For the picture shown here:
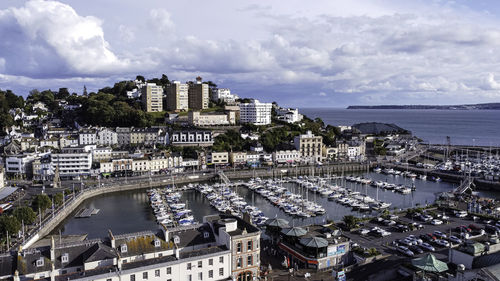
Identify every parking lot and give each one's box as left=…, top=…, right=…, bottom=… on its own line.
left=343, top=210, right=498, bottom=260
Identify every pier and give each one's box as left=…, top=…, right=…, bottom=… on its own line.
left=75, top=208, right=100, bottom=218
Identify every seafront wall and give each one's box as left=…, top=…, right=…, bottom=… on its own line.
left=23, top=163, right=369, bottom=248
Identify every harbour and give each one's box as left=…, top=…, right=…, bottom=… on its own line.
left=51, top=171, right=462, bottom=239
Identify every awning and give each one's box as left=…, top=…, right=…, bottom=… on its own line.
left=0, top=186, right=18, bottom=200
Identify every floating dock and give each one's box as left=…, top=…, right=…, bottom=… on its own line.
left=75, top=208, right=100, bottom=218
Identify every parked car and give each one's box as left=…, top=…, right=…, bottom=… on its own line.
left=449, top=235, right=462, bottom=244
left=456, top=211, right=468, bottom=218
left=455, top=225, right=471, bottom=233
left=358, top=229, right=370, bottom=236
left=433, top=231, right=447, bottom=239
left=410, top=222, right=424, bottom=229
left=407, top=235, right=423, bottom=245
left=396, top=224, right=410, bottom=232
left=485, top=224, right=500, bottom=234
left=419, top=242, right=435, bottom=252
left=399, top=238, right=416, bottom=246
left=397, top=246, right=415, bottom=257
left=431, top=219, right=443, bottom=225
left=409, top=245, right=424, bottom=254
left=435, top=239, right=450, bottom=247
left=420, top=214, right=433, bottom=222
left=469, top=224, right=482, bottom=231
left=423, top=233, right=437, bottom=241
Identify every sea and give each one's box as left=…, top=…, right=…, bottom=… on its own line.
left=300, top=108, right=500, bottom=147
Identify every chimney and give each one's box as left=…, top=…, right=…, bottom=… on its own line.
left=108, top=230, right=115, bottom=249
left=50, top=236, right=55, bottom=262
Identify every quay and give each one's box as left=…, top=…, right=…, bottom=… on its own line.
left=74, top=208, right=100, bottom=218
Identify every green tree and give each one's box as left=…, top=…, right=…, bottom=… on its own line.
left=0, top=216, right=21, bottom=235
left=136, top=75, right=145, bottom=82
left=32, top=194, right=52, bottom=213
left=13, top=207, right=37, bottom=225
left=53, top=193, right=64, bottom=206
left=342, top=215, right=359, bottom=230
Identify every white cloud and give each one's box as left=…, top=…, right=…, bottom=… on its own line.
left=0, top=0, right=130, bottom=78
left=149, top=9, right=174, bottom=33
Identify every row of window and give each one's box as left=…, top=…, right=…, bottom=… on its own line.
left=187, top=257, right=224, bottom=270
left=129, top=267, right=224, bottom=281
left=236, top=240, right=255, bottom=253
left=236, top=255, right=254, bottom=268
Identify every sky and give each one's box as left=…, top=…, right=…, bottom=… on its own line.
left=1, top=0, right=500, bottom=107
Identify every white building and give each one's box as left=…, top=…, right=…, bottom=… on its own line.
left=97, top=128, right=118, bottom=146
left=276, top=108, right=303, bottom=123
left=0, top=165, right=5, bottom=190
left=5, top=154, right=38, bottom=177
left=188, top=111, right=236, bottom=126
left=6, top=215, right=259, bottom=281
left=51, top=146, right=93, bottom=178
left=171, top=131, right=214, bottom=147
left=207, top=152, right=229, bottom=165
left=211, top=88, right=239, bottom=103
left=239, top=99, right=272, bottom=126
left=167, top=81, right=189, bottom=111
left=78, top=129, right=97, bottom=145
left=273, top=150, right=301, bottom=164
left=92, top=147, right=113, bottom=162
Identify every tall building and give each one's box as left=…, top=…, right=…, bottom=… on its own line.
left=188, top=77, right=209, bottom=110
left=294, top=130, right=323, bottom=163
left=239, top=99, right=272, bottom=126
left=211, top=88, right=239, bottom=103
left=141, top=83, right=164, bottom=112
left=166, top=81, right=189, bottom=111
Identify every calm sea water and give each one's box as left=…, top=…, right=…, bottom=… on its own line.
left=300, top=108, right=500, bottom=146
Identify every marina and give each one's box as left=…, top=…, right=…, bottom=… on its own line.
left=74, top=208, right=100, bottom=218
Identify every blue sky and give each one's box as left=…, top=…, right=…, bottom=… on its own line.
left=1, top=0, right=500, bottom=107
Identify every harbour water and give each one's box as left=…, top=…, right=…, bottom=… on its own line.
left=300, top=108, right=500, bottom=147
left=52, top=173, right=464, bottom=239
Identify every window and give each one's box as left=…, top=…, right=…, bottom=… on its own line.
left=219, top=268, right=224, bottom=276
left=61, top=253, right=69, bottom=263
left=143, top=272, right=148, bottom=279
left=247, top=255, right=253, bottom=266
left=203, top=232, right=210, bottom=238
left=237, top=242, right=242, bottom=253
left=247, top=240, right=253, bottom=251
left=155, top=270, right=160, bottom=277
left=187, top=275, right=192, bottom=281
left=187, top=263, right=192, bottom=270
left=198, top=272, right=203, bottom=280
left=36, top=258, right=44, bottom=267
left=198, top=261, right=202, bottom=268
left=209, top=258, right=213, bottom=266
left=123, top=259, right=128, bottom=263
left=121, top=244, right=128, bottom=253
left=107, top=279, right=111, bottom=281
left=219, top=256, right=224, bottom=263
left=166, top=267, right=171, bottom=274
left=130, top=274, right=135, bottom=281
left=209, top=270, right=213, bottom=278
left=237, top=257, right=242, bottom=268
left=154, top=239, right=161, bottom=247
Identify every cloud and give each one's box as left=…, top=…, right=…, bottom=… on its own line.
left=0, top=0, right=130, bottom=78
left=149, top=9, right=174, bottom=33
left=482, top=73, right=500, bottom=90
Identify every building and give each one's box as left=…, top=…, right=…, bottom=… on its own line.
left=323, top=147, right=338, bottom=161
left=224, top=105, right=240, bottom=122
left=208, top=152, right=229, bottom=165
left=4, top=153, right=38, bottom=178
left=211, top=88, right=239, bottom=103
left=272, top=223, right=350, bottom=271
left=204, top=214, right=261, bottom=281
left=141, top=83, right=164, bottom=112
left=449, top=238, right=500, bottom=270
left=92, top=147, right=113, bottom=162
left=51, top=146, right=93, bottom=178
left=97, top=128, right=118, bottom=146
left=0, top=215, right=258, bottom=281
left=188, top=111, right=236, bottom=126
left=188, top=77, right=209, bottom=110
left=239, top=100, right=272, bottom=126
left=116, top=127, right=131, bottom=146
left=294, top=131, right=323, bottom=163
left=273, top=150, right=301, bottom=164
left=130, top=128, right=163, bottom=146
left=166, top=81, right=189, bottom=111
left=78, top=128, right=97, bottom=145
left=276, top=108, right=303, bottom=123
left=0, top=165, right=4, bottom=190
left=32, top=157, right=54, bottom=181
left=171, top=131, right=214, bottom=147
left=230, top=152, right=247, bottom=166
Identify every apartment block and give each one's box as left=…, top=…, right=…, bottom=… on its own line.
left=141, top=83, right=164, bottom=112
left=166, top=81, right=189, bottom=111
left=188, top=77, right=209, bottom=110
